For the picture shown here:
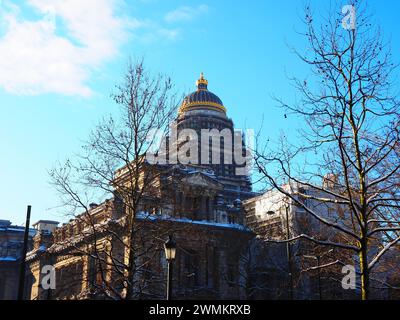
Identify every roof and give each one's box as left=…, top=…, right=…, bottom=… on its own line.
left=32, top=220, right=60, bottom=226
left=0, top=225, right=36, bottom=236
left=179, top=73, right=226, bottom=114
left=136, top=212, right=253, bottom=232
left=181, top=171, right=224, bottom=189
left=0, top=220, right=11, bottom=227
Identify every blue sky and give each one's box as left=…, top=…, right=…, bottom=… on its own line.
left=0, top=0, right=399, bottom=225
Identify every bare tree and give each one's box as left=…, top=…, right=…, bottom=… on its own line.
left=255, top=0, right=400, bottom=300
left=49, top=60, right=182, bottom=299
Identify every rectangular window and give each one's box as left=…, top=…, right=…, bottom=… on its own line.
left=184, top=251, right=200, bottom=288
left=0, top=278, right=4, bottom=300
left=227, top=264, right=236, bottom=287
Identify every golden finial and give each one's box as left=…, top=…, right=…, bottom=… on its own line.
left=196, top=72, right=208, bottom=89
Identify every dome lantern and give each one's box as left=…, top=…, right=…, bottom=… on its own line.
left=179, top=73, right=226, bottom=115
left=196, top=72, right=208, bottom=90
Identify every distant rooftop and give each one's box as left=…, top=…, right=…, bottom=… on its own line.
left=32, top=220, right=60, bottom=226
left=0, top=220, right=36, bottom=236
left=32, top=220, right=59, bottom=234
left=0, top=220, right=12, bottom=227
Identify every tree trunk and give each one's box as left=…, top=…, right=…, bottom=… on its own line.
left=359, top=245, right=369, bottom=300
left=125, top=208, right=137, bottom=300
left=125, top=233, right=136, bottom=299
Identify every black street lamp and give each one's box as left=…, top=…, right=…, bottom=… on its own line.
left=164, top=235, right=176, bottom=300
left=303, top=249, right=333, bottom=300
left=285, top=203, right=294, bottom=300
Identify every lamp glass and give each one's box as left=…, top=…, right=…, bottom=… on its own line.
left=164, top=236, right=177, bottom=261
left=165, top=246, right=176, bottom=261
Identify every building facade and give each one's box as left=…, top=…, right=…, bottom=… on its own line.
left=26, top=74, right=256, bottom=300
left=13, top=75, right=400, bottom=300
left=0, top=219, right=36, bottom=300
left=243, top=179, right=399, bottom=300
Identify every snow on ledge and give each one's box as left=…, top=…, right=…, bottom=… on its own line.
left=136, top=212, right=251, bottom=232
left=0, top=256, right=18, bottom=262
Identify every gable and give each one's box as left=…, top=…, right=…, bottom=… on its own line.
left=181, top=172, right=223, bottom=190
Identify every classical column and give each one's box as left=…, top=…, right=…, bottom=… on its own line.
left=175, top=192, right=181, bottom=218
left=81, top=255, right=89, bottom=292
left=209, top=196, right=214, bottom=221
left=200, top=196, right=207, bottom=220
left=181, top=193, right=186, bottom=218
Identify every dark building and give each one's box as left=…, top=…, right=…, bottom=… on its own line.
left=22, top=74, right=400, bottom=301
left=26, top=74, right=256, bottom=300
left=171, top=73, right=253, bottom=222
left=0, top=219, right=36, bottom=299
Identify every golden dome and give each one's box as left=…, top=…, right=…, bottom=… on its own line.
left=179, top=73, right=226, bottom=114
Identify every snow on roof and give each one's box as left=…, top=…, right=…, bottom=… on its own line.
left=0, top=220, right=11, bottom=227
left=0, top=226, right=36, bottom=237
left=33, top=220, right=60, bottom=226
left=0, top=256, right=18, bottom=262
left=136, top=212, right=251, bottom=232
left=28, top=212, right=251, bottom=259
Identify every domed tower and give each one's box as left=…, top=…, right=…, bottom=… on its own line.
left=179, top=73, right=227, bottom=116
left=176, top=73, right=252, bottom=198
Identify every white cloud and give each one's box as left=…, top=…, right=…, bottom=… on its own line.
left=158, top=28, right=180, bottom=41
left=0, top=0, right=134, bottom=97
left=165, top=4, right=208, bottom=23
left=129, top=18, right=180, bottom=44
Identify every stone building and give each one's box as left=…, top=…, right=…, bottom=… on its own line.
left=26, top=74, right=256, bottom=300
left=17, top=75, right=400, bottom=300
left=0, top=219, right=36, bottom=300
left=244, top=180, right=368, bottom=299
left=243, top=179, right=398, bottom=300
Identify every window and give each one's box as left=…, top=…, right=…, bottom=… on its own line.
left=227, top=264, right=236, bottom=287
left=0, top=278, right=4, bottom=300
left=142, top=257, right=153, bottom=281
left=206, top=198, right=210, bottom=220
left=228, top=215, right=236, bottom=224
left=184, top=251, right=200, bottom=288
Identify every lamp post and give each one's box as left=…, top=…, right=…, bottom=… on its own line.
left=285, top=204, right=294, bottom=300
left=303, top=254, right=322, bottom=300
left=18, top=205, right=31, bottom=300
left=303, top=249, right=333, bottom=300
left=164, top=235, right=176, bottom=300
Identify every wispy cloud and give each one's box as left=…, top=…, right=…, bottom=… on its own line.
left=165, top=4, right=208, bottom=23
left=0, top=0, right=136, bottom=97
left=0, top=1, right=209, bottom=97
